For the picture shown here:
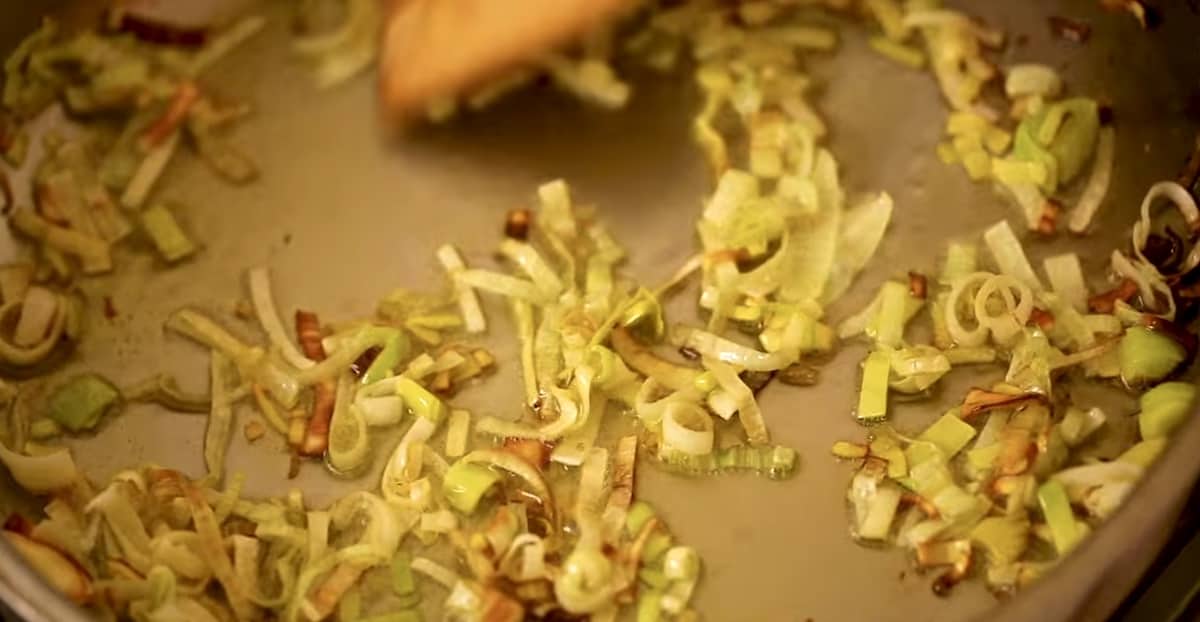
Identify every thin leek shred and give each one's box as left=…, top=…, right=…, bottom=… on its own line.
left=204, top=350, right=237, bottom=482
left=248, top=267, right=313, bottom=371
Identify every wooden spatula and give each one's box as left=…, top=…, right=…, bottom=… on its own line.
left=378, top=0, right=634, bottom=118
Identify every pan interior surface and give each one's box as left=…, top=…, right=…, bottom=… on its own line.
left=0, top=1, right=1198, bottom=621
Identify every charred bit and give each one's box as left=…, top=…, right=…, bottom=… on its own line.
left=909, top=271, right=928, bottom=300
left=504, top=208, right=532, bottom=241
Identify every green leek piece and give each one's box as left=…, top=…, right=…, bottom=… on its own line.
left=338, top=587, right=361, bottom=622
left=1037, top=480, right=1082, bottom=556
left=1012, top=119, right=1060, bottom=193
left=911, top=411, right=976, bottom=464
left=46, top=374, right=120, bottom=432
left=1138, top=382, right=1197, bottom=440
left=442, top=461, right=500, bottom=514
left=941, top=242, right=978, bottom=284
left=639, top=567, right=669, bottom=590
left=1036, top=98, right=1100, bottom=185
left=395, top=377, right=445, bottom=424
left=907, top=458, right=955, bottom=499
left=362, top=331, right=409, bottom=385
left=857, top=482, right=902, bottom=540
left=856, top=351, right=891, bottom=422
left=1119, top=327, right=1186, bottom=387
left=966, top=443, right=1002, bottom=476
left=1119, top=438, right=1168, bottom=469
left=931, top=485, right=985, bottom=523
left=140, top=203, right=196, bottom=263
left=392, top=552, right=416, bottom=596
left=719, top=445, right=798, bottom=480
left=28, top=419, right=61, bottom=440
left=643, top=532, right=674, bottom=564
left=637, top=590, right=664, bottom=622
left=626, top=501, right=657, bottom=536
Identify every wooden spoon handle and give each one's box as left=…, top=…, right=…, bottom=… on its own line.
left=379, top=0, right=634, bottom=118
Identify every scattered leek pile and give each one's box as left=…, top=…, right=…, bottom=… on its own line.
left=0, top=178, right=793, bottom=621
left=833, top=185, right=1200, bottom=594
left=0, top=14, right=265, bottom=374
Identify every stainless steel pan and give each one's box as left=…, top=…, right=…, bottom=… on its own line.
left=0, top=1, right=1197, bottom=620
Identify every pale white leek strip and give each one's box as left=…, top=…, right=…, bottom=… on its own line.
left=541, top=54, right=630, bottom=109
left=247, top=267, right=313, bottom=370
left=445, top=409, right=470, bottom=458
left=704, top=358, right=769, bottom=445
left=306, top=511, right=330, bottom=563
left=476, top=383, right=584, bottom=442
left=865, top=0, right=908, bottom=40
left=575, top=448, right=610, bottom=536
left=498, top=239, right=564, bottom=299
left=1131, top=181, right=1200, bottom=273
left=380, top=417, right=438, bottom=503
left=1110, top=250, right=1175, bottom=320
left=499, top=534, right=546, bottom=582
left=601, top=435, right=637, bottom=540
left=436, top=244, right=485, bottom=333
left=188, top=15, right=267, bottom=76
left=456, top=270, right=548, bottom=305
left=823, top=191, right=894, bottom=303
left=680, top=327, right=795, bottom=371
left=838, top=289, right=884, bottom=339
left=9, top=210, right=111, bottom=274
left=410, top=557, right=460, bottom=589
left=1043, top=254, right=1089, bottom=312
left=120, top=130, right=179, bottom=210
left=205, top=350, right=235, bottom=482
left=780, top=149, right=844, bottom=304
left=419, top=510, right=458, bottom=534
left=983, top=219, right=1043, bottom=291
left=13, top=287, right=57, bottom=348
left=655, top=254, right=704, bottom=296
left=355, top=395, right=403, bottom=426
left=1068, top=127, right=1116, bottom=234
left=511, top=299, right=539, bottom=407
left=552, top=393, right=608, bottom=467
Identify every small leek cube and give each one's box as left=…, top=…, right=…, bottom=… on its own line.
left=856, top=351, right=891, bottom=422
left=140, top=203, right=196, bottom=263
left=442, top=461, right=499, bottom=514
left=47, top=374, right=120, bottom=432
